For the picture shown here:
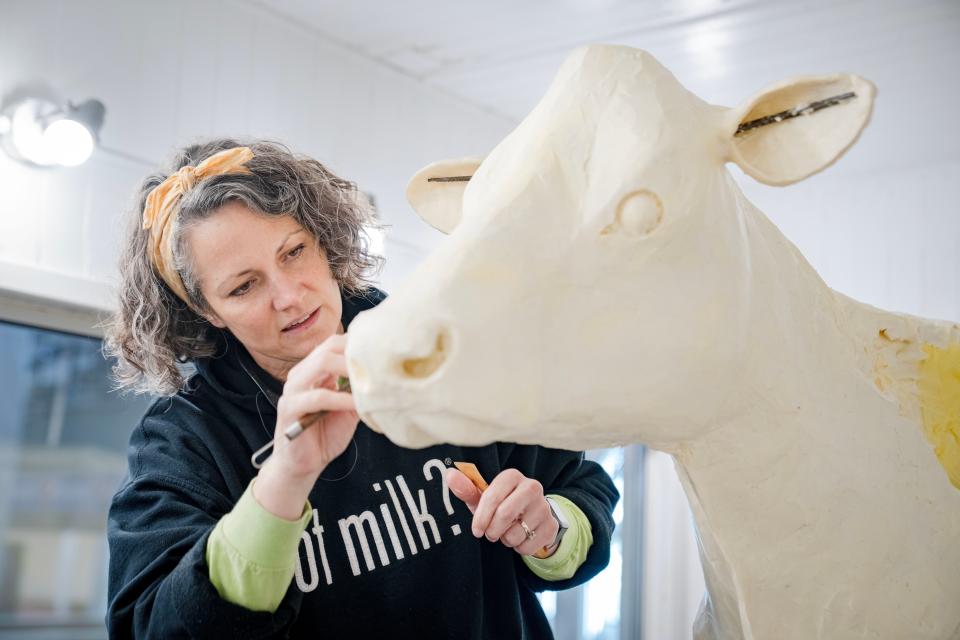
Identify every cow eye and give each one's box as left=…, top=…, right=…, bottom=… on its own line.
left=600, top=189, right=663, bottom=237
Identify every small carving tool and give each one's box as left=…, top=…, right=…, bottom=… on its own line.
left=453, top=461, right=554, bottom=559
left=734, top=91, right=856, bottom=136
left=250, top=376, right=351, bottom=469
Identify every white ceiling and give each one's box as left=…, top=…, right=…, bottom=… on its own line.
left=252, top=0, right=765, bottom=118
left=254, top=0, right=960, bottom=130
left=250, top=0, right=959, bottom=174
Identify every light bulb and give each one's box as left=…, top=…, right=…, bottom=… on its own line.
left=43, top=119, right=94, bottom=166
left=1, top=96, right=104, bottom=168
left=9, top=101, right=52, bottom=165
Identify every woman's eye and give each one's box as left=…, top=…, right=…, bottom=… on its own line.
left=231, top=281, right=253, bottom=297
left=287, top=244, right=305, bottom=259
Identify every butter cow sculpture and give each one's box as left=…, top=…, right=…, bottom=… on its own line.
left=346, top=45, right=960, bottom=639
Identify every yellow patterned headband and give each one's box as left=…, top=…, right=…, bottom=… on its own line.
left=142, top=146, right=254, bottom=305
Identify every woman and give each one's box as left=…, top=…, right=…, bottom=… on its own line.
left=104, top=139, right=618, bottom=639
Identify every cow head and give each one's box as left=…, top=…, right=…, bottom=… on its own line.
left=346, top=44, right=874, bottom=450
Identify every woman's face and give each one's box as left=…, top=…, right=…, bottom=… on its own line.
left=187, top=201, right=343, bottom=380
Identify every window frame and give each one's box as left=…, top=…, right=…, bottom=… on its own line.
left=0, top=262, right=110, bottom=338
left=0, top=272, right=121, bottom=639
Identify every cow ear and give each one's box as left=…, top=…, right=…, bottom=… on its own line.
left=405, top=158, right=483, bottom=234
left=727, top=74, right=876, bottom=186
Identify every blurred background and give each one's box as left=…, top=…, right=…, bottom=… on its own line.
left=0, top=1, right=957, bottom=638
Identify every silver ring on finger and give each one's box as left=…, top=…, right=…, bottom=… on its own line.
left=519, top=519, right=536, bottom=541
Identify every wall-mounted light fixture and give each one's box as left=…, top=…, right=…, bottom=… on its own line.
left=0, top=96, right=105, bottom=168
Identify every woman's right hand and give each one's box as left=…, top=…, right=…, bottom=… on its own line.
left=253, top=333, right=358, bottom=519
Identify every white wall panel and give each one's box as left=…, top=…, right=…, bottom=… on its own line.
left=0, top=0, right=513, bottom=310
left=742, top=161, right=960, bottom=322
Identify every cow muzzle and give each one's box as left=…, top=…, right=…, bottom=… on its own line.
left=346, top=311, right=453, bottom=404
left=345, top=309, right=462, bottom=448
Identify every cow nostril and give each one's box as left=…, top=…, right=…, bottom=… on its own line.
left=400, top=331, right=449, bottom=379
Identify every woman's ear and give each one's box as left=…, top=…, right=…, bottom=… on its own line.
left=726, top=73, right=876, bottom=186
left=405, top=157, right=483, bottom=234
left=202, top=307, right=227, bottom=329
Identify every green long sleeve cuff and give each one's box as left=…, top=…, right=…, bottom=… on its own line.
left=522, top=494, right=594, bottom=581
left=206, top=479, right=312, bottom=612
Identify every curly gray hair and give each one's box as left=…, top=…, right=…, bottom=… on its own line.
left=103, top=138, right=383, bottom=395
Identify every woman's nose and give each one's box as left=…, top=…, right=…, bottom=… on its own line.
left=270, top=275, right=304, bottom=311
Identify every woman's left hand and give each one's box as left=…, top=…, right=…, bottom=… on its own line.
left=447, top=467, right=559, bottom=557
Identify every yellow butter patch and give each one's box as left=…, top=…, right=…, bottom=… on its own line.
left=918, top=342, right=960, bottom=490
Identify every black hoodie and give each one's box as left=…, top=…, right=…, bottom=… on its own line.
left=106, top=288, right=619, bottom=639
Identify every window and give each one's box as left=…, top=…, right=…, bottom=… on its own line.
left=0, top=320, right=153, bottom=638
left=539, top=445, right=645, bottom=640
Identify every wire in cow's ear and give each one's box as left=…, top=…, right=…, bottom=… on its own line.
left=725, top=74, right=876, bottom=186
left=406, top=157, right=483, bottom=234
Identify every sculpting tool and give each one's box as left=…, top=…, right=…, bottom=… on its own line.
left=734, top=91, right=857, bottom=136
left=452, top=461, right=554, bottom=559
left=250, top=376, right=351, bottom=469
